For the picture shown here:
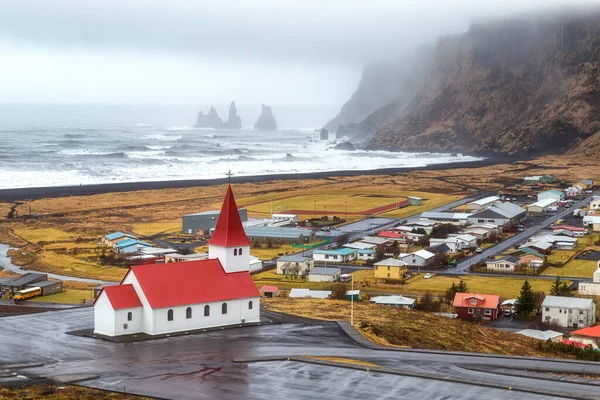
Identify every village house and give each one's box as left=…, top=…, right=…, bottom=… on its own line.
left=94, top=185, right=261, bottom=337
left=590, top=196, right=600, bottom=211
left=429, top=237, right=462, bottom=253
left=313, top=248, right=357, bottom=263
left=407, top=196, right=423, bottom=206
left=453, top=292, right=501, bottom=321
left=506, top=248, right=546, bottom=268
left=377, top=230, right=405, bottom=240
left=541, top=296, right=596, bottom=328
left=373, top=258, right=408, bottom=280
left=360, top=236, right=390, bottom=246
left=114, top=238, right=152, bottom=254
left=466, top=196, right=500, bottom=211
left=485, top=256, right=521, bottom=272
left=448, top=234, right=478, bottom=249
left=343, top=242, right=376, bottom=251
left=583, top=215, right=600, bottom=232
left=537, top=189, right=564, bottom=202
left=578, top=262, right=600, bottom=296
left=102, top=232, right=136, bottom=247
left=289, top=288, right=331, bottom=299
left=460, top=228, right=489, bottom=241
left=260, top=285, right=278, bottom=298
left=524, top=176, right=542, bottom=185
left=553, top=225, right=586, bottom=237
left=370, top=295, right=415, bottom=308
left=399, top=249, right=436, bottom=268
left=425, top=243, right=450, bottom=258
left=520, top=240, right=553, bottom=255
left=468, top=223, right=503, bottom=234
left=580, top=179, right=594, bottom=189
left=356, top=249, right=376, bottom=261
left=565, top=186, right=582, bottom=197
left=308, top=267, right=342, bottom=282
left=403, top=220, right=436, bottom=234
left=569, top=325, right=600, bottom=349
left=526, top=198, right=557, bottom=214
left=164, top=253, right=209, bottom=263
left=276, top=254, right=314, bottom=275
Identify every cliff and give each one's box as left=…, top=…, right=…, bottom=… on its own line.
left=223, top=101, right=242, bottom=129
left=335, top=8, right=600, bottom=158
left=254, top=104, right=278, bottom=130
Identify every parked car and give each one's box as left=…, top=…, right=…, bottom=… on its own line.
left=503, top=309, right=512, bottom=317
left=424, top=273, right=432, bottom=279
left=475, top=247, right=483, bottom=253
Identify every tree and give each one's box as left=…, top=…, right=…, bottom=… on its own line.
left=418, top=235, right=430, bottom=248
left=330, top=283, right=346, bottom=300
left=415, top=292, right=440, bottom=312
left=335, top=233, right=350, bottom=247
left=430, top=224, right=461, bottom=239
left=456, top=280, right=469, bottom=293
left=375, top=246, right=386, bottom=262
left=549, top=276, right=573, bottom=297
left=515, top=280, right=536, bottom=315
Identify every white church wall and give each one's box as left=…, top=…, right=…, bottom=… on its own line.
left=151, top=297, right=260, bottom=335
left=113, top=307, right=144, bottom=336
left=94, top=293, right=116, bottom=336
left=209, top=244, right=250, bottom=273
left=122, top=272, right=156, bottom=334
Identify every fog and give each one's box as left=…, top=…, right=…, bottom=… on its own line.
left=0, top=0, right=596, bottom=106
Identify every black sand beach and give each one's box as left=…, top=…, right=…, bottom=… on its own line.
left=0, top=157, right=518, bottom=202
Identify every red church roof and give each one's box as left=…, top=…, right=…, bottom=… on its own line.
left=130, top=259, right=260, bottom=309
left=208, top=185, right=251, bottom=247
left=101, top=284, right=143, bottom=310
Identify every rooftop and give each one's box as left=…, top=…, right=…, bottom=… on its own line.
left=2, top=273, right=47, bottom=288
left=244, top=226, right=313, bottom=239
left=343, top=242, right=376, bottom=250
left=184, top=208, right=246, bottom=217
left=412, top=249, right=435, bottom=259
left=470, top=196, right=500, bottom=206
left=421, top=212, right=471, bottom=220
left=309, top=267, right=342, bottom=276
left=360, top=236, right=389, bottom=245
left=314, top=248, right=357, bottom=256
left=104, top=232, right=136, bottom=241
left=374, top=258, right=407, bottom=267
left=370, top=295, right=416, bottom=306
left=277, top=254, right=312, bottom=263
left=492, top=255, right=520, bottom=264
left=571, top=325, right=600, bottom=338
left=208, top=186, right=251, bottom=247
left=453, top=292, right=500, bottom=308
left=529, top=198, right=557, bottom=208
left=541, top=296, right=594, bottom=310
left=114, top=238, right=151, bottom=249
left=99, top=284, right=142, bottom=310
left=516, top=329, right=563, bottom=341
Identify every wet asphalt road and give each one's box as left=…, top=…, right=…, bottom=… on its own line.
left=1, top=308, right=600, bottom=399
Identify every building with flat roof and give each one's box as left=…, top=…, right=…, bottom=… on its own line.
left=420, top=212, right=471, bottom=225
left=182, top=208, right=248, bottom=235
left=527, top=198, right=557, bottom=214
left=308, top=267, right=342, bottom=282
left=244, top=226, right=314, bottom=245
left=467, top=196, right=500, bottom=211
left=313, top=248, right=357, bottom=263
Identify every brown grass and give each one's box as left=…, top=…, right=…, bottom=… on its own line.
left=0, top=384, right=151, bottom=399
left=263, top=298, right=556, bottom=357
left=302, top=356, right=380, bottom=367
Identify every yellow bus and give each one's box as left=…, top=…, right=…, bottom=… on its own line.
left=13, top=287, right=42, bottom=301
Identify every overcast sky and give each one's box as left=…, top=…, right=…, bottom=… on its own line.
left=0, top=0, right=596, bottom=106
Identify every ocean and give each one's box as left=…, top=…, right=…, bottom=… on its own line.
left=0, top=104, right=481, bottom=189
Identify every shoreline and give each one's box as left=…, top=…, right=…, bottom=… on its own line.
left=0, top=156, right=520, bottom=202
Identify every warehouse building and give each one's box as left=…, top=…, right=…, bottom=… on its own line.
left=420, top=212, right=471, bottom=226
left=526, top=198, right=557, bottom=214
left=537, top=190, right=563, bottom=203
left=308, top=267, right=342, bottom=282
left=182, top=208, right=248, bottom=235
left=245, top=226, right=315, bottom=244
left=467, top=196, right=500, bottom=211
left=467, top=202, right=526, bottom=226
left=0, top=273, right=48, bottom=296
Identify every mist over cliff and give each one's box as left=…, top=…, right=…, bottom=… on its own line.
left=330, top=7, right=600, bottom=159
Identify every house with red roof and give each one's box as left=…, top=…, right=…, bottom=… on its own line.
left=569, top=325, right=600, bottom=349
left=94, top=186, right=261, bottom=337
left=453, top=292, right=501, bottom=321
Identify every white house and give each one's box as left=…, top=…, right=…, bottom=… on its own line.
left=289, top=288, right=331, bottom=299
left=526, top=198, right=557, bottom=214
left=313, top=248, right=357, bottom=263
left=541, top=296, right=596, bottom=328
left=448, top=234, right=478, bottom=249
left=357, top=249, right=376, bottom=261
left=399, top=249, right=436, bottom=267
left=467, top=196, right=500, bottom=211
left=94, top=185, right=261, bottom=337
left=578, top=262, right=600, bottom=296
left=537, top=190, right=563, bottom=202
left=165, top=253, right=209, bottom=263
left=590, top=197, right=600, bottom=211
left=308, top=267, right=342, bottom=282
left=343, top=242, right=376, bottom=250
left=429, top=237, right=461, bottom=253
left=583, top=215, right=600, bottom=232
left=565, top=186, right=582, bottom=197
left=276, top=254, right=314, bottom=275
left=485, top=256, right=521, bottom=272
left=420, top=212, right=471, bottom=226
left=466, top=203, right=526, bottom=227
left=370, top=295, right=415, bottom=309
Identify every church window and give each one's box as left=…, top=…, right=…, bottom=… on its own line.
left=248, top=301, right=253, bottom=310
left=234, top=248, right=238, bottom=256
left=222, top=303, right=228, bottom=314
left=167, top=309, right=174, bottom=321
left=239, top=248, right=243, bottom=255
left=127, top=312, right=132, bottom=321
left=186, top=307, right=192, bottom=319
left=204, top=305, right=210, bottom=317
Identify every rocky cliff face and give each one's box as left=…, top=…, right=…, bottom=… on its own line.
left=195, top=106, right=224, bottom=128
left=254, top=104, right=278, bottom=130
left=335, top=9, right=600, bottom=158
left=223, top=101, right=242, bottom=129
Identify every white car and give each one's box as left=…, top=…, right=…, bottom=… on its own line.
left=475, top=247, right=483, bottom=253
left=423, top=273, right=432, bottom=279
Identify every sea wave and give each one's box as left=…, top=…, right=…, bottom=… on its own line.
left=140, top=134, right=183, bottom=142
left=145, top=145, right=173, bottom=150
left=62, top=133, right=87, bottom=138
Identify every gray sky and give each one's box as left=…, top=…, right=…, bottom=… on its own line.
left=0, top=0, right=596, bottom=106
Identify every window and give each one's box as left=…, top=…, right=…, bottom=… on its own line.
left=484, top=309, right=492, bottom=315
left=186, top=307, right=192, bottom=319
left=579, top=310, right=584, bottom=314
left=387, top=266, right=390, bottom=271
left=559, top=309, right=562, bottom=313
left=333, top=255, right=338, bottom=260
left=545, top=307, right=549, bottom=312
left=468, top=308, right=474, bottom=314
left=239, top=248, right=243, bottom=255
left=387, top=273, right=390, bottom=278
left=375, top=266, right=378, bottom=270
left=204, top=305, right=210, bottom=317
left=167, top=309, right=174, bottom=321
left=222, top=303, right=228, bottom=314
left=470, top=299, right=477, bottom=305
left=234, top=248, right=238, bottom=256
left=248, top=301, right=253, bottom=310
left=127, top=312, right=132, bottom=321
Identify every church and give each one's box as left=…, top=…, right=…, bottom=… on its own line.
left=94, top=185, right=261, bottom=337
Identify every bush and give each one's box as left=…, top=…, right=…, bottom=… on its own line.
left=537, top=340, right=600, bottom=361
left=330, top=283, right=347, bottom=300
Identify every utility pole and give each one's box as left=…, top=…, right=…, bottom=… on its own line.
left=351, top=273, right=354, bottom=326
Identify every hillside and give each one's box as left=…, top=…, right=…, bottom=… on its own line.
left=332, top=8, right=600, bottom=157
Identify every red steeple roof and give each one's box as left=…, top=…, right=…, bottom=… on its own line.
left=208, top=185, right=251, bottom=247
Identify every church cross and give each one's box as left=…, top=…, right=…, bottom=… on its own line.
left=226, top=170, right=233, bottom=184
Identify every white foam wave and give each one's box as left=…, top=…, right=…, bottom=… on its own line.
left=126, top=150, right=166, bottom=158
left=140, top=134, right=183, bottom=141
left=145, top=145, right=173, bottom=150
left=58, top=149, right=118, bottom=156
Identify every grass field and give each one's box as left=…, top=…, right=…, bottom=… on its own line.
left=547, top=250, right=577, bottom=266
left=253, top=269, right=333, bottom=290
left=377, top=192, right=464, bottom=219
left=262, top=298, right=554, bottom=357
left=36, top=251, right=126, bottom=282
left=130, top=220, right=181, bottom=236
left=541, top=259, right=599, bottom=278
left=35, top=289, right=94, bottom=304
left=14, top=228, right=79, bottom=242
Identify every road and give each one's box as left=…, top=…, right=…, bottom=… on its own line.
left=451, top=193, right=598, bottom=274
left=1, top=308, right=599, bottom=400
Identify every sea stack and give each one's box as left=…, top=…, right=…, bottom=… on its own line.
left=223, top=101, right=242, bottom=129
left=320, top=128, right=328, bottom=140
left=254, top=104, right=278, bottom=130
left=195, top=106, right=224, bottom=128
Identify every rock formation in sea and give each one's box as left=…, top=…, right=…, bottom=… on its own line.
left=254, top=104, right=278, bottom=130
left=333, top=141, right=356, bottom=151
left=223, top=101, right=242, bottom=129
left=320, top=128, right=328, bottom=140
left=195, top=106, right=224, bottom=128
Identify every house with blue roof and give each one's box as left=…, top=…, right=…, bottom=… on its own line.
left=102, top=232, right=137, bottom=247
left=537, top=189, right=564, bottom=203
left=114, top=238, right=152, bottom=254
left=313, top=247, right=357, bottom=263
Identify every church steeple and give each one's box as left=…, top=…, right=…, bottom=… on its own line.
left=208, top=185, right=250, bottom=273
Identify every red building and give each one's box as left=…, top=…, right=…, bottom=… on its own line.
left=453, top=292, right=501, bottom=321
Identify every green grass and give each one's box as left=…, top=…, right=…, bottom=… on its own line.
left=547, top=250, right=577, bottom=266
left=253, top=269, right=333, bottom=290
left=130, top=220, right=181, bottom=236
left=541, top=259, right=599, bottom=278
left=35, top=289, right=94, bottom=304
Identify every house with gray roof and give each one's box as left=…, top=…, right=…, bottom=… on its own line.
left=485, top=255, right=521, bottom=272
left=308, top=267, right=342, bottom=282
left=276, top=254, right=314, bottom=275
left=542, top=296, right=596, bottom=328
